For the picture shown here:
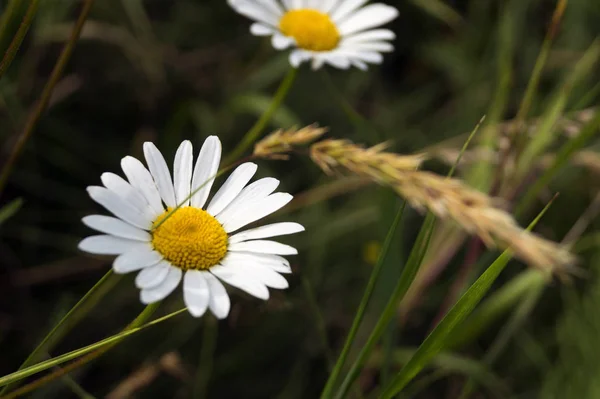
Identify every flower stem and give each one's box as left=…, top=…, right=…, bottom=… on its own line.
left=0, top=0, right=39, bottom=80
left=224, top=67, right=297, bottom=163
left=0, top=0, right=95, bottom=196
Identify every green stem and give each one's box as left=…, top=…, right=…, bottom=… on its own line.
left=0, top=0, right=95, bottom=196
left=378, top=198, right=556, bottom=398
left=332, top=214, right=436, bottom=399
left=0, top=0, right=39, bottom=80
left=0, top=270, right=118, bottom=396
left=194, top=316, right=218, bottom=398
left=319, top=202, right=406, bottom=399
left=0, top=304, right=181, bottom=390
left=225, top=67, right=297, bottom=163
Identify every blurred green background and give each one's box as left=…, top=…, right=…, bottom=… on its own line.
left=1, top=0, right=600, bottom=397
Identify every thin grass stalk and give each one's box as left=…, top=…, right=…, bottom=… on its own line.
left=0, top=0, right=28, bottom=55
left=225, top=67, right=297, bottom=163
left=0, top=0, right=39, bottom=80
left=320, top=201, right=406, bottom=399
left=515, top=109, right=600, bottom=218
left=302, top=277, right=335, bottom=368
left=0, top=303, right=174, bottom=394
left=510, top=0, right=568, bottom=161
left=193, top=317, right=218, bottom=398
left=378, top=197, right=556, bottom=398
left=0, top=0, right=95, bottom=195
left=0, top=270, right=117, bottom=396
left=332, top=213, right=436, bottom=399
left=456, top=283, right=544, bottom=399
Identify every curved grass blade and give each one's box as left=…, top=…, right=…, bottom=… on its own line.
left=320, top=201, right=407, bottom=398
left=379, top=197, right=556, bottom=398
left=0, top=307, right=186, bottom=389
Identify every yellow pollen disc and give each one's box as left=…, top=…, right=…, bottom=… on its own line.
left=151, top=207, right=228, bottom=271
left=279, top=9, right=340, bottom=52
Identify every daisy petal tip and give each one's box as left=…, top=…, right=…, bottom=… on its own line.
left=187, top=306, right=208, bottom=318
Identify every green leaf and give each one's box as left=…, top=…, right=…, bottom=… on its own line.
left=0, top=307, right=186, bottom=389
left=0, top=197, right=22, bottom=225
left=516, top=40, right=600, bottom=177
left=319, top=201, right=407, bottom=399
left=379, top=198, right=556, bottom=398
left=445, top=269, right=547, bottom=349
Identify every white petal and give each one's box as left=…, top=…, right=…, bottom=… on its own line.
left=78, top=235, right=143, bottom=255
left=320, top=0, right=342, bottom=13
left=101, top=172, right=150, bottom=213
left=215, top=177, right=280, bottom=225
left=321, top=53, right=351, bottom=69
left=140, top=266, right=182, bottom=304
left=174, top=140, right=193, bottom=206
left=346, top=41, right=394, bottom=52
left=135, top=261, right=171, bottom=289
left=336, top=49, right=383, bottom=64
left=352, top=59, right=368, bottom=70
left=206, top=163, right=257, bottom=216
left=82, top=215, right=151, bottom=241
left=190, top=136, right=222, bottom=208
left=87, top=186, right=154, bottom=229
left=229, top=240, right=298, bottom=255
left=113, top=244, right=162, bottom=274
left=203, top=272, right=230, bottom=319
left=250, top=22, right=275, bottom=36
left=121, top=156, right=164, bottom=215
left=224, top=251, right=293, bottom=274
left=330, top=0, right=369, bottom=23
left=230, top=1, right=280, bottom=27
left=272, top=33, right=295, bottom=50
left=183, top=270, right=210, bottom=317
left=143, top=142, right=177, bottom=208
left=257, top=0, right=284, bottom=16
left=289, top=49, right=310, bottom=67
left=343, top=29, right=396, bottom=43
left=338, top=4, right=399, bottom=36
left=210, top=265, right=269, bottom=300
left=229, top=222, right=304, bottom=243
left=223, top=262, right=288, bottom=289
left=223, top=193, right=293, bottom=233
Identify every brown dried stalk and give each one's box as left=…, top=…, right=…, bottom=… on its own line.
left=310, top=139, right=575, bottom=274
left=253, top=124, right=327, bottom=159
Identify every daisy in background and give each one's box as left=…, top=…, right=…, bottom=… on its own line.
left=79, top=137, right=303, bottom=319
left=228, top=0, right=399, bottom=70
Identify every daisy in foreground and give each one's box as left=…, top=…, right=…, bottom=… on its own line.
left=79, top=137, right=303, bottom=318
left=228, top=0, right=399, bottom=70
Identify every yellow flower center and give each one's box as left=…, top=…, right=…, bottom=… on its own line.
left=151, top=207, right=228, bottom=271
left=279, top=9, right=340, bottom=52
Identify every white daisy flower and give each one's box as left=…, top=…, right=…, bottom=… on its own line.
left=228, top=0, right=399, bottom=70
left=79, top=137, right=303, bottom=319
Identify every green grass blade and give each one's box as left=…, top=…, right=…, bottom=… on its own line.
left=225, top=67, right=297, bottom=163
left=379, top=198, right=556, bottom=398
left=407, top=0, right=463, bottom=29
left=332, top=213, right=436, bottom=399
left=320, top=201, right=407, bottom=398
left=0, top=197, right=22, bottom=225
left=0, top=307, right=186, bottom=388
left=0, top=270, right=118, bottom=395
left=515, top=40, right=600, bottom=176
left=445, top=269, right=547, bottom=349
left=516, top=108, right=600, bottom=218
left=0, top=0, right=39, bottom=80
left=510, top=0, right=567, bottom=158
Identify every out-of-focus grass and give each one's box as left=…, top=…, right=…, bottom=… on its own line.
left=0, top=0, right=599, bottom=398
